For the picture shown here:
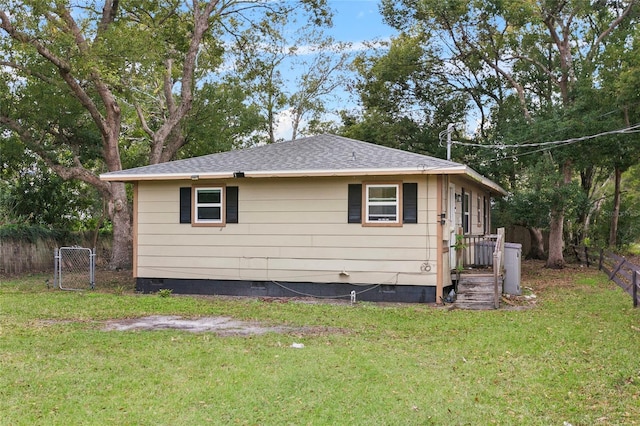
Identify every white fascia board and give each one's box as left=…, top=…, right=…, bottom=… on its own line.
left=242, top=166, right=460, bottom=178
left=99, top=172, right=235, bottom=181
left=99, top=164, right=506, bottom=195
left=449, top=166, right=507, bottom=196
left=99, top=166, right=465, bottom=181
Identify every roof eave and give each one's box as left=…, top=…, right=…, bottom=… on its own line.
left=99, top=166, right=467, bottom=182
left=99, top=172, right=235, bottom=182
left=448, top=166, right=507, bottom=196
left=99, top=165, right=506, bottom=195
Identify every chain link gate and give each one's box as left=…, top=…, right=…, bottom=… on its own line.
left=54, top=247, right=96, bottom=291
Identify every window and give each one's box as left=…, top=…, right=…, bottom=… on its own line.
left=194, top=187, right=223, bottom=224
left=348, top=183, right=416, bottom=226
left=365, top=183, right=400, bottom=225
left=179, top=186, right=238, bottom=226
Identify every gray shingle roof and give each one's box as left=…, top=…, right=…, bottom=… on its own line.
left=103, top=134, right=459, bottom=176
left=100, top=134, right=505, bottom=194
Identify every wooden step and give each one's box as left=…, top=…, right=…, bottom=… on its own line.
left=454, top=273, right=502, bottom=310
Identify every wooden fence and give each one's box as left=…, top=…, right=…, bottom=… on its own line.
left=572, top=246, right=639, bottom=308
left=0, top=235, right=111, bottom=275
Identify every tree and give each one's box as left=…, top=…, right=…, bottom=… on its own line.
left=379, top=0, right=639, bottom=267
left=288, top=38, right=351, bottom=140
left=0, top=161, right=101, bottom=230
left=178, top=80, right=266, bottom=157
left=0, top=0, right=330, bottom=268
left=232, top=11, right=290, bottom=144
left=493, top=157, right=585, bottom=259
left=343, top=33, right=468, bottom=156
left=598, top=22, right=640, bottom=246
left=232, top=10, right=343, bottom=142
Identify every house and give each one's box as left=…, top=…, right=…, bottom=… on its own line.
left=100, top=134, right=506, bottom=303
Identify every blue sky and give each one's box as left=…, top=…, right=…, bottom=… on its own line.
left=327, top=0, right=395, bottom=44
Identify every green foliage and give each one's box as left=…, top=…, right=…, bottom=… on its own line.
left=495, top=158, right=586, bottom=229
left=0, top=0, right=335, bottom=267
left=157, top=288, right=173, bottom=298
left=231, top=6, right=340, bottom=143
left=0, top=150, right=104, bottom=231
left=179, top=80, right=265, bottom=157
left=343, top=32, right=467, bottom=155
left=367, top=0, right=640, bottom=253
left=589, top=164, right=640, bottom=248
left=0, top=223, right=72, bottom=244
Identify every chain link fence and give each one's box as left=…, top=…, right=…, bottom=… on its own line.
left=54, top=247, right=96, bottom=291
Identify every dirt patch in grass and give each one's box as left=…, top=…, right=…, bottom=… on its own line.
left=521, top=259, right=594, bottom=292
left=103, top=315, right=342, bottom=337
left=104, top=315, right=288, bottom=335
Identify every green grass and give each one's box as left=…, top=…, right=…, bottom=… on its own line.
left=626, top=243, right=640, bottom=256
left=1, top=264, right=640, bottom=425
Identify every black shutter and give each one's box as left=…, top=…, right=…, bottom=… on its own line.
left=179, top=187, right=191, bottom=224
left=403, top=183, right=418, bottom=223
left=226, top=186, right=239, bottom=223
left=348, top=184, right=362, bottom=223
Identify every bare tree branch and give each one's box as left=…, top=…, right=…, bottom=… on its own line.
left=587, top=0, right=638, bottom=62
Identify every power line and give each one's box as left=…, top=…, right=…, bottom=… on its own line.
left=453, top=123, right=640, bottom=150
left=486, top=142, right=574, bottom=163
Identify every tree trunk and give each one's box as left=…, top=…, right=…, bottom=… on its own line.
left=291, top=108, right=300, bottom=141
left=546, top=160, right=571, bottom=269
left=107, top=181, right=133, bottom=269
left=527, top=227, right=545, bottom=260
left=546, top=210, right=565, bottom=268
left=575, top=166, right=595, bottom=244
left=268, top=107, right=276, bottom=143
left=608, top=166, right=622, bottom=247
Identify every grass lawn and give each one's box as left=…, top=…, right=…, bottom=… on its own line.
left=1, top=261, right=639, bottom=425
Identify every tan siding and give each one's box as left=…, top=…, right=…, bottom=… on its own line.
left=138, top=255, right=422, bottom=274
left=136, top=176, right=443, bottom=287
left=139, top=233, right=314, bottom=247
left=242, top=199, right=343, bottom=212
left=239, top=210, right=346, bottom=224
left=139, top=232, right=429, bottom=250
left=138, top=222, right=436, bottom=237
left=139, top=244, right=428, bottom=261
left=450, top=177, right=492, bottom=235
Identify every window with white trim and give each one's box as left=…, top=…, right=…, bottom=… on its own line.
left=365, top=183, right=400, bottom=224
left=194, top=187, right=223, bottom=224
